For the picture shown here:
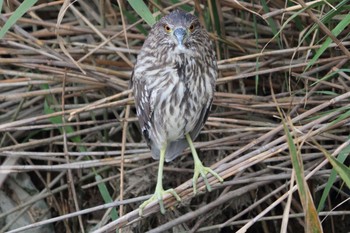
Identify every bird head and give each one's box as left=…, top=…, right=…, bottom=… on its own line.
left=156, top=10, right=203, bottom=53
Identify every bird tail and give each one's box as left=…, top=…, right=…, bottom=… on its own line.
left=150, top=138, right=188, bottom=162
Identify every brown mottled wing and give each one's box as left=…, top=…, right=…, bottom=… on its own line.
left=190, top=98, right=213, bottom=141
left=130, top=71, right=153, bottom=148
left=190, top=45, right=217, bottom=141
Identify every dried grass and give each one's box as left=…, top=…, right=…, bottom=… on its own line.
left=0, top=1, right=349, bottom=233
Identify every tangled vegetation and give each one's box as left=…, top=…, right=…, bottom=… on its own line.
left=0, top=1, right=349, bottom=232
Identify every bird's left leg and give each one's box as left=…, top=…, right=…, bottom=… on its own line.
left=185, top=133, right=223, bottom=195
left=139, top=145, right=181, bottom=216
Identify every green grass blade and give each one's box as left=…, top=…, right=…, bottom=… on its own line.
left=0, top=0, right=38, bottom=39
left=169, top=0, right=192, bottom=11
left=317, top=140, right=350, bottom=211
left=272, top=78, right=323, bottom=232
left=123, top=9, right=148, bottom=36
left=305, top=106, right=350, bottom=123
left=314, top=139, right=350, bottom=188
left=286, top=1, right=305, bottom=33
left=312, top=108, right=350, bottom=212
left=43, top=91, right=84, bottom=151
left=0, top=0, right=3, bottom=14
left=260, top=0, right=282, bottom=48
left=323, top=151, right=350, bottom=188
left=284, top=124, right=305, bottom=197
left=312, top=68, right=350, bottom=86
left=328, top=108, right=350, bottom=128
left=305, top=12, right=350, bottom=70
left=262, top=5, right=309, bottom=59
left=302, top=1, right=350, bottom=44
left=96, top=175, right=119, bottom=221
left=283, top=124, right=323, bottom=233
left=127, top=0, right=156, bottom=26
left=210, top=0, right=221, bottom=36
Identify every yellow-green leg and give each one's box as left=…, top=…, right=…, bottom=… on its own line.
left=139, top=145, right=181, bottom=216
left=185, top=133, right=223, bottom=195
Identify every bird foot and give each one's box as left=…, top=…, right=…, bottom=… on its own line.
left=192, top=160, right=223, bottom=195
left=139, top=187, right=181, bottom=216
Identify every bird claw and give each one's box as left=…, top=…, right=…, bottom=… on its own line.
left=139, top=188, right=181, bottom=216
left=192, top=162, right=223, bottom=195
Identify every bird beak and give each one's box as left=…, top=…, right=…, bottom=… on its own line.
left=173, top=28, right=187, bottom=46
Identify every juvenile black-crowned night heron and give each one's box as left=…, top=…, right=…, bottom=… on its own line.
left=131, top=9, right=223, bottom=215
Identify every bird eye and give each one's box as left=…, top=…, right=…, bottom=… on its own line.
left=189, top=23, right=195, bottom=32
left=164, top=24, right=171, bottom=33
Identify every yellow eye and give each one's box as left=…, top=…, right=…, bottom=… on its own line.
left=189, top=23, right=195, bottom=32
left=164, top=24, right=171, bottom=33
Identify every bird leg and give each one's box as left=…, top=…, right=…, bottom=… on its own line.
left=185, top=133, right=224, bottom=195
left=139, top=145, right=181, bottom=216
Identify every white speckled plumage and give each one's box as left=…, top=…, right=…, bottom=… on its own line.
left=132, top=10, right=217, bottom=162
left=131, top=9, right=224, bottom=216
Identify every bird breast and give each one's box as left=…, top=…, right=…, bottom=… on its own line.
left=148, top=55, right=212, bottom=145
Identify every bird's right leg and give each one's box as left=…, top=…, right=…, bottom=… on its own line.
left=139, top=145, right=181, bottom=216
left=185, top=134, right=223, bottom=195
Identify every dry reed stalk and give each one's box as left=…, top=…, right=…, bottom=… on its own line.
left=0, top=1, right=349, bottom=233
